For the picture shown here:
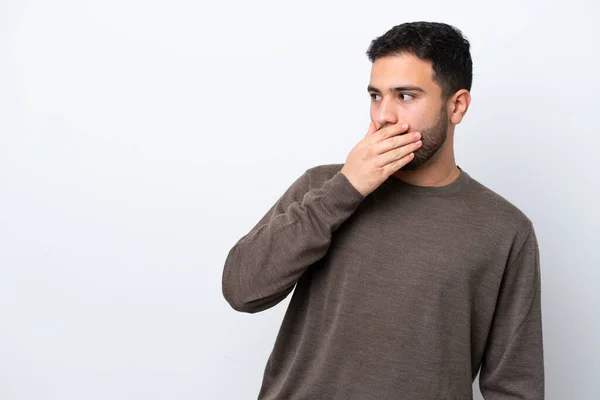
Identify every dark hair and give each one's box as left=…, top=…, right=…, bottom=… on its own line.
left=366, top=21, right=472, bottom=101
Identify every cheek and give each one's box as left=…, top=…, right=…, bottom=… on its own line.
left=408, top=106, right=438, bottom=131
left=404, top=114, right=426, bottom=133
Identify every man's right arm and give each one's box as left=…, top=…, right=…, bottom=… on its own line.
left=221, top=167, right=365, bottom=313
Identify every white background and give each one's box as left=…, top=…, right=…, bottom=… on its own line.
left=1, top=0, right=599, bottom=399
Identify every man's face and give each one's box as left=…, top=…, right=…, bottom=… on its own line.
left=368, top=53, right=449, bottom=170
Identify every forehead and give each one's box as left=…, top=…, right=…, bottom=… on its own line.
left=369, top=53, right=439, bottom=93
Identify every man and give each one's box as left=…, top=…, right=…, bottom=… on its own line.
left=222, top=21, right=544, bottom=399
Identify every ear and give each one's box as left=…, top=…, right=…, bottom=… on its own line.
left=447, top=89, right=471, bottom=125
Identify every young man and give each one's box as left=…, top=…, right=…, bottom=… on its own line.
left=222, top=21, right=544, bottom=399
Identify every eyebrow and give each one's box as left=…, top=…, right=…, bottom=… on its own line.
left=367, top=85, right=426, bottom=93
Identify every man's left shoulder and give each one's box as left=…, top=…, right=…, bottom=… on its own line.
left=464, top=172, right=534, bottom=234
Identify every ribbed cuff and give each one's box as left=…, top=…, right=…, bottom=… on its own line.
left=317, top=171, right=366, bottom=214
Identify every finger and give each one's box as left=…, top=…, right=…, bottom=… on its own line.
left=373, top=121, right=410, bottom=142
left=376, top=139, right=421, bottom=168
left=384, top=152, right=415, bottom=173
left=375, top=131, right=421, bottom=155
left=364, top=121, right=377, bottom=139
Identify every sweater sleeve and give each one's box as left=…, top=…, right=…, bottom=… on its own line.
left=479, top=224, right=545, bottom=399
left=221, top=168, right=366, bottom=313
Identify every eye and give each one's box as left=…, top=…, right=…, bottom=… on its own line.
left=369, top=93, right=381, bottom=102
left=399, top=93, right=415, bottom=101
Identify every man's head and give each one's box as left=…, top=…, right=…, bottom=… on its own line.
left=366, top=22, right=472, bottom=170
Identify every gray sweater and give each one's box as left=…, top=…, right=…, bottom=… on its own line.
left=222, top=163, right=544, bottom=399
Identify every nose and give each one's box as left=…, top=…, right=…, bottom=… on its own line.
left=374, top=98, right=398, bottom=129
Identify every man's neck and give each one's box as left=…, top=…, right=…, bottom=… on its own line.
left=390, top=133, right=460, bottom=187
left=391, top=163, right=461, bottom=187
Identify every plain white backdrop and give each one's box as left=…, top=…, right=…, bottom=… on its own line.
left=1, top=0, right=599, bottom=399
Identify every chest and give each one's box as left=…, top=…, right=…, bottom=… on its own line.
left=319, top=195, right=507, bottom=304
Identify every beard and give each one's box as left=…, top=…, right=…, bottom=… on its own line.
left=400, top=108, right=449, bottom=171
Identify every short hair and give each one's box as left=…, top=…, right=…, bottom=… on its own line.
left=366, top=21, right=473, bottom=100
